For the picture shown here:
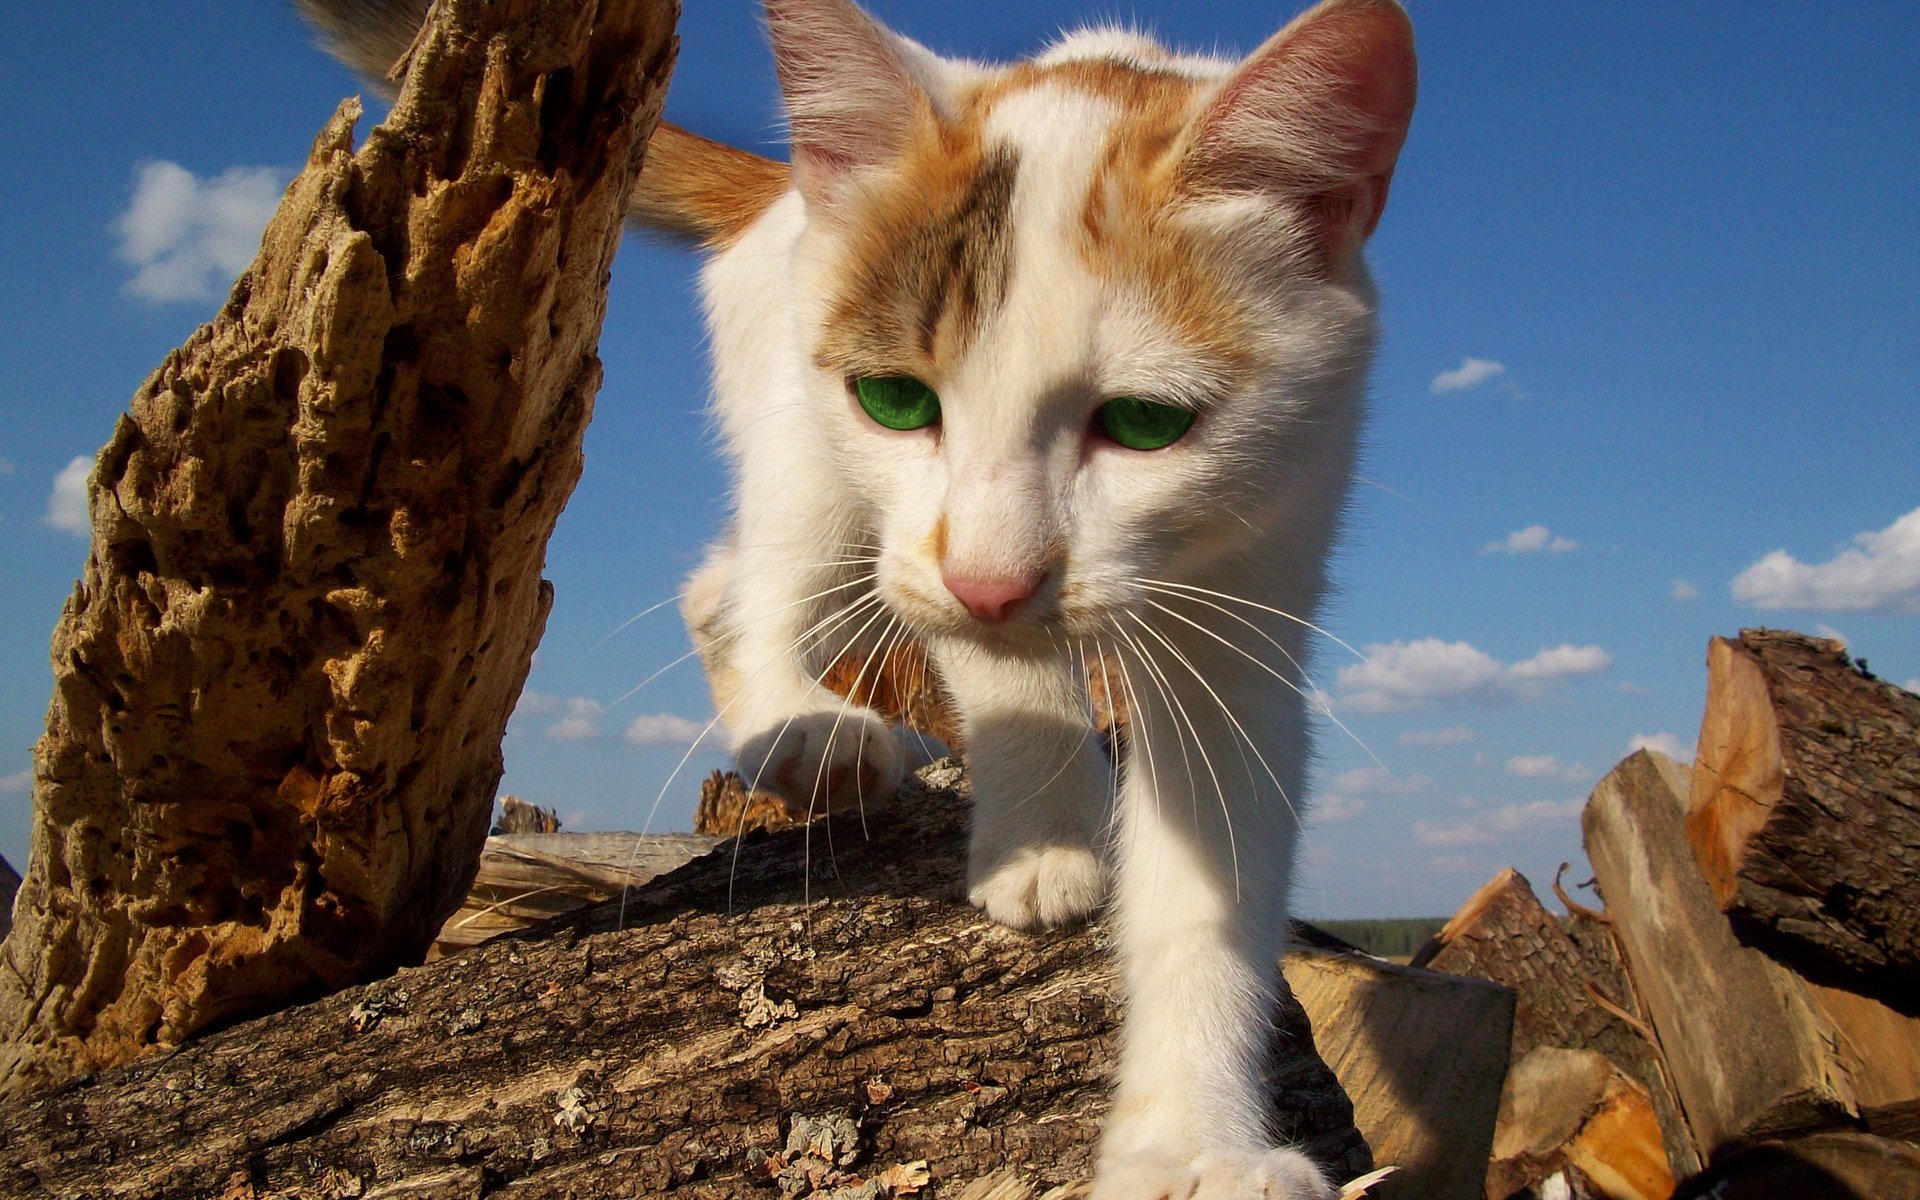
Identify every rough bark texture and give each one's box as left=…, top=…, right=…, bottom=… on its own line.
left=1412, top=868, right=1698, bottom=1179
left=0, top=765, right=1375, bottom=1198
left=1582, top=750, right=1920, bottom=1153
left=0, top=0, right=677, bottom=1096
left=1286, top=950, right=1515, bottom=1200
left=1686, top=629, right=1920, bottom=1009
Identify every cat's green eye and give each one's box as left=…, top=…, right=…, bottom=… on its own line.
left=853, top=376, right=941, bottom=431
left=1097, top=396, right=1196, bottom=451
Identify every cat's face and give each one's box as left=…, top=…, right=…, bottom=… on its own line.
left=772, top=2, right=1415, bottom=653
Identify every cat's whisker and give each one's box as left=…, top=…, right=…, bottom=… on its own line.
left=1129, top=611, right=1302, bottom=835
left=1113, top=616, right=1242, bottom=902
left=1135, top=577, right=1368, bottom=664
left=725, top=587, right=892, bottom=903
left=796, top=594, right=906, bottom=915
left=1137, top=593, right=1384, bottom=773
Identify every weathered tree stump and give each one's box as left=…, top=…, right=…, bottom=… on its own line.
left=0, top=766, right=1373, bottom=1197
left=1687, top=629, right=1920, bottom=1009
left=0, top=0, right=677, bottom=1095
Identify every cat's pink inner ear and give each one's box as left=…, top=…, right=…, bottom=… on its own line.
left=1184, top=0, right=1417, bottom=248
left=764, top=0, right=929, bottom=209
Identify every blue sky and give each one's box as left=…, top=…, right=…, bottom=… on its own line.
left=1, top=2, right=1915, bottom=918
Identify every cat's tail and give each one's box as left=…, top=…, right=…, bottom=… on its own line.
left=293, top=0, right=793, bottom=246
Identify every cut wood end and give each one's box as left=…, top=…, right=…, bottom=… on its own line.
left=1339, top=1165, right=1398, bottom=1197
left=1412, top=866, right=1525, bottom=967
left=1687, top=636, right=1787, bottom=906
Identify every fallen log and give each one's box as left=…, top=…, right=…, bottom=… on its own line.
left=0, top=765, right=1376, bottom=1196
left=1687, top=629, right=1920, bottom=1009
left=1413, top=868, right=1697, bottom=1179
left=0, top=0, right=675, bottom=1096
left=1582, top=750, right=1920, bottom=1153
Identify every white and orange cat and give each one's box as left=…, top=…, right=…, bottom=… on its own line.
left=305, top=1, right=1415, bottom=1194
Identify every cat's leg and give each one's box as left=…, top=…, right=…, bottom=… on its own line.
left=685, top=520, right=905, bottom=819
left=933, top=642, right=1109, bottom=930
left=1091, top=646, right=1331, bottom=1200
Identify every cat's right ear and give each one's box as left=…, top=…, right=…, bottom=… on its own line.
left=1179, top=0, right=1417, bottom=258
left=764, top=0, right=933, bottom=213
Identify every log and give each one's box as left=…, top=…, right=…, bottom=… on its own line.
left=1286, top=948, right=1515, bottom=1200
left=0, top=764, right=1375, bottom=1197
left=1582, top=750, right=1920, bottom=1153
left=0, top=0, right=676, bottom=1095
left=1687, top=629, right=1920, bottom=1008
left=1413, top=868, right=1698, bottom=1179
left=1486, top=1047, right=1675, bottom=1200
left=1672, top=1131, right=1920, bottom=1200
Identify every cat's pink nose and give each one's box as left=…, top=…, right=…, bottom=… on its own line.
left=944, top=570, right=1043, bottom=624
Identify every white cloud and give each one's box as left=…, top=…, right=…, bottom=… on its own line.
left=114, top=160, right=288, bottom=304
left=1628, top=732, right=1691, bottom=763
left=623, top=712, right=708, bottom=747
left=514, top=690, right=564, bottom=717
left=1400, top=725, right=1477, bottom=748
left=1506, top=755, right=1562, bottom=779
left=1415, top=796, right=1586, bottom=847
left=1509, top=644, right=1614, bottom=681
left=1431, top=357, right=1507, bottom=394
left=1335, top=638, right=1613, bottom=714
left=1902, top=678, right=1920, bottom=696
left=1313, top=767, right=1432, bottom=825
left=1506, top=754, right=1591, bottom=782
left=1484, top=525, right=1578, bottom=556
left=44, top=456, right=92, bottom=535
left=545, top=697, right=605, bottom=742
left=1670, top=579, right=1700, bottom=602
left=0, top=767, right=32, bottom=794
left=1731, top=506, right=1920, bottom=615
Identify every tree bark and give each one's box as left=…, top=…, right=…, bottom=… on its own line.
left=1412, top=868, right=1698, bottom=1179
left=1686, top=629, right=1920, bottom=1009
left=0, top=765, right=1375, bottom=1198
left=1582, top=750, right=1920, bottom=1154
left=0, top=0, right=677, bottom=1096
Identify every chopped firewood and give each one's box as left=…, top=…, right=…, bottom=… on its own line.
left=492, top=794, right=561, bottom=835
left=1486, top=1047, right=1675, bottom=1200
left=1583, top=750, right=1920, bottom=1153
left=1414, top=868, right=1697, bottom=1179
left=1686, top=629, right=1920, bottom=1008
left=432, top=831, right=720, bottom=953
left=1671, top=1130, right=1920, bottom=1200
left=1285, top=948, right=1514, bottom=1200
left=694, top=768, right=807, bottom=836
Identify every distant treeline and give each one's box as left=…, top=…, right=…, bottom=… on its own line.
left=1311, top=917, right=1449, bottom=960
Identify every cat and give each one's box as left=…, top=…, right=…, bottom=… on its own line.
left=301, top=1, right=1416, bottom=1195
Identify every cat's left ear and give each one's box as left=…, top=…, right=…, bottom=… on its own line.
left=1180, top=0, right=1416, bottom=256
left=764, top=0, right=935, bottom=213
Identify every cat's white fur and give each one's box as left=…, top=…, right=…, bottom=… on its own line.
left=297, top=0, right=1416, bottom=1192
left=688, top=3, right=1415, bottom=1196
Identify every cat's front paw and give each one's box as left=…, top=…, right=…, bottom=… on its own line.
left=967, top=843, right=1106, bottom=930
left=1091, top=1146, right=1333, bottom=1200
left=733, top=706, right=903, bottom=818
